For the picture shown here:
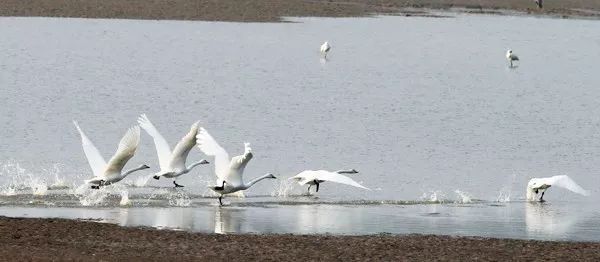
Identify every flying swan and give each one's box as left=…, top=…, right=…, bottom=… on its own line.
left=196, top=127, right=276, bottom=205
left=74, top=121, right=149, bottom=189
left=137, top=114, right=209, bottom=187
left=527, top=175, right=590, bottom=202
left=289, top=169, right=369, bottom=194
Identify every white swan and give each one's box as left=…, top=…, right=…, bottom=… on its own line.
left=289, top=169, right=369, bottom=193
left=137, top=114, right=209, bottom=187
left=196, top=127, right=276, bottom=205
left=506, top=49, right=519, bottom=67
left=74, top=121, right=149, bottom=189
left=527, top=175, right=590, bottom=202
left=320, top=41, right=331, bottom=58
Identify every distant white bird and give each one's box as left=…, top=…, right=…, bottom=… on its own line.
left=196, top=128, right=276, bottom=205
left=526, top=175, right=590, bottom=202
left=74, top=121, right=149, bottom=189
left=320, top=41, right=331, bottom=58
left=289, top=169, right=369, bottom=194
left=137, top=114, right=209, bottom=187
left=506, top=49, right=519, bottom=67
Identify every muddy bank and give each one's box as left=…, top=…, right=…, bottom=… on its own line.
left=1, top=216, right=599, bottom=261
left=1, top=0, right=599, bottom=22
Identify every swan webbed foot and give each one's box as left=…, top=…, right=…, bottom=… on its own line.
left=153, top=176, right=160, bottom=180
left=173, top=181, right=184, bottom=188
left=90, top=185, right=100, bottom=189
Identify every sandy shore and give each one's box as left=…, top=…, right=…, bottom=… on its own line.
left=1, top=216, right=599, bottom=261
left=1, top=0, right=599, bottom=22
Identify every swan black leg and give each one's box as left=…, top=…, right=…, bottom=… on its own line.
left=173, top=181, right=184, bottom=188
left=218, top=196, right=223, bottom=206
left=307, top=185, right=312, bottom=194
left=540, top=192, right=545, bottom=202
left=316, top=182, right=320, bottom=192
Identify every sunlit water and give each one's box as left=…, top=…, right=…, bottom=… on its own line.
left=1, top=14, right=599, bottom=241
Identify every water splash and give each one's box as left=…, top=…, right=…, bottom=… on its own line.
left=496, top=173, right=518, bottom=202
left=271, top=179, right=296, bottom=197
left=120, top=190, right=131, bottom=206
left=454, top=190, right=473, bottom=203
left=129, top=175, right=154, bottom=188
left=421, top=191, right=447, bottom=203
left=168, top=190, right=192, bottom=206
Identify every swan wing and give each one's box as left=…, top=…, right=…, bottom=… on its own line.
left=137, top=114, right=172, bottom=170
left=196, top=127, right=230, bottom=179
left=225, top=143, right=253, bottom=185
left=299, top=170, right=369, bottom=190
left=105, top=126, right=141, bottom=174
left=73, top=121, right=107, bottom=177
left=544, top=175, right=590, bottom=196
left=170, top=121, right=200, bottom=169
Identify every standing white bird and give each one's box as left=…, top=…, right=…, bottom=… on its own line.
left=289, top=169, right=369, bottom=194
left=526, top=175, right=590, bottom=202
left=534, top=0, right=543, bottom=9
left=74, top=121, right=149, bottom=189
left=196, top=127, right=276, bottom=205
left=137, top=114, right=209, bottom=187
left=320, top=41, right=331, bottom=59
left=506, top=49, right=519, bottom=67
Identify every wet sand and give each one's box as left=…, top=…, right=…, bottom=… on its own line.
left=1, top=0, right=599, bottom=22
left=1, top=216, right=599, bottom=261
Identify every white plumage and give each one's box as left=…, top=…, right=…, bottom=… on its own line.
left=137, top=114, right=209, bottom=187
left=74, top=121, right=149, bottom=189
left=320, top=41, right=331, bottom=58
left=526, top=175, right=590, bottom=201
left=196, top=127, right=276, bottom=205
left=290, top=169, right=369, bottom=193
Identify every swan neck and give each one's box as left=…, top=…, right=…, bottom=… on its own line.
left=122, top=166, right=146, bottom=178
left=244, top=174, right=273, bottom=189
left=186, top=160, right=206, bottom=171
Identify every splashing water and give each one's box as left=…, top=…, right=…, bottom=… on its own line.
left=271, top=180, right=296, bottom=197
left=168, top=190, right=192, bottom=207
left=496, top=173, right=518, bottom=202
left=120, top=191, right=131, bottom=206
left=129, top=175, right=154, bottom=188
left=421, top=191, right=447, bottom=203
left=454, top=190, right=473, bottom=204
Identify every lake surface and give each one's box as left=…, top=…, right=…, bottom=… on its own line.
left=1, top=14, right=599, bottom=241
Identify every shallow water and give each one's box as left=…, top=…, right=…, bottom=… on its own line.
left=1, top=14, right=600, bottom=241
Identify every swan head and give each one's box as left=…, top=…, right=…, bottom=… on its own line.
left=139, top=164, right=151, bottom=170
left=265, top=173, right=277, bottom=179
left=348, top=169, right=358, bottom=174
left=507, top=49, right=512, bottom=54
left=200, top=159, right=210, bottom=165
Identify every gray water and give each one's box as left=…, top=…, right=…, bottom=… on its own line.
left=1, top=14, right=600, bottom=241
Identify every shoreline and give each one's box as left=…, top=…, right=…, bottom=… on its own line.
left=1, top=216, right=600, bottom=260
left=1, top=0, right=599, bottom=22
